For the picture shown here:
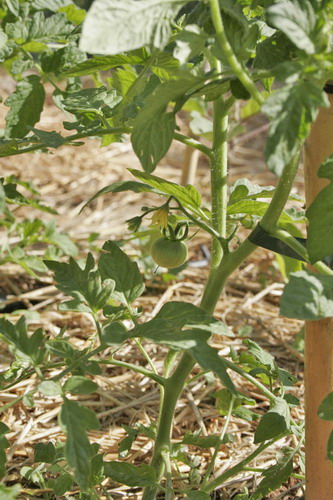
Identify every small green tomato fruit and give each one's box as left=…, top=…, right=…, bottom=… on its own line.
left=150, top=238, right=188, bottom=268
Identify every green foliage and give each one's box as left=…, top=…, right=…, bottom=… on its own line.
left=1, top=0, right=333, bottom=497
left=59, top=398, right=100, bottom=490
left=4, top=75, right=45, bottom=138
left=79, top=0, right=187, bottom=54
left=262, top=82, right=329, bottom=175
left=254, top=397, right=291, bottom=442
left=250, top=448, right=295, bottom=499
left=280, top=270, right=333, bottom=319
left=306, top=154, right=333, bottom=262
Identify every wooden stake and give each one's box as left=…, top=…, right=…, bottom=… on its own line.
left=304, top=92, right=333, bottom=499
left=181, top=145, right=200, bottom=186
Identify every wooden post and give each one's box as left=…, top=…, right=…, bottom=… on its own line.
left=304, top=91, right=333, bottom=499
left=181, top=145, right=200, bottom=186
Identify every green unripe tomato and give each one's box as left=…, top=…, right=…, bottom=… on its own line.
left=150, top=238, right=188, bottom=268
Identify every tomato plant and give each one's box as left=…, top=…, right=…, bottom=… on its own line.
left=1, top=0, right=333, bottom=499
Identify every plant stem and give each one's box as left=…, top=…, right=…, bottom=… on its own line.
left=142, top=353, right=196, bottom=500
left=210, top=93, right=229, bottom=267
left=134, top=338, right=158, bottom=374
left=209, top=0, right=264, bottom=105
left=174, top=132, right=212, bottom=159
left=270, top=227, right=333, bottom=276
left=201, top=435, right=286, bottom=493
left=223, top=358, right=276, bottom=402
left=260, top=153, right=301, bottom=231
left=201, top=153, right=301, bottom=311
left=97, top=358, right=165, bottom=385
left=161, top=449, right=173, bottom=500
left=202, top=394, right=235, bottom=486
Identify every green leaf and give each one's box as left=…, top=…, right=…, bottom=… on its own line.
left=243, top=339, right=276, bottom=372
left=59, top=399, right=100, bottom=490
left=250, top=448, right=294, bottom=500
left=230, top=79, right=251, bottom=100
left=130, top=301, right=231, bottom=339
left=82, top=180, right=153, bottom=210
left=38, top=380, right=62, bottom=397
left=6, top=11, right=72, bottom=45
left=186, top=492, right=211, bottom=500
left=262, top=82, right=329, bottom=176
left=227, top=199, right=293, bottom=223
left=4, top=75, right=45, bottom=138
left=0, top=317, right=44, bottom=364
left=80, top=0, right=187, bottom=55
left=214, top=388, right=255, bottom=417
left=30, top=129, right=65, bottom=148
left=0, top=139, right=19, bottom=157
left=129, top=169, right=202, bottom=211
left=306, top=155, right=333, bottom=263
left=61, top=87, right=121, bottom=114
left=61, top=52, right=149, bottom=77
left=2, top=181, right=56, bottom=214
left=32, top=0, right=73, bottom=11
left=63, top=376, right=98, bottom=395
left=129, top=305, right=235, bottom=392
left=45, top=254, right=115, bottom=311
left=183, top=430, right=232, bottom=448
left=0, top=484, right=21, bottom=500
left=103, top=461, right=156, bottom=487
left=5, top=0, right=20, bottom=16
left=254, top=32, right=295, bottom=70
left=0, top=423, right=10, bottom=478
left=189, top=111, right=213, bottom=137
left=98, top=241, right=144, bottom=305
left=155, top=301, right=231, bottom=336
left=229, top=178, right=276, bottom=202
left=174, top=24, right=207, bottom=65
left=266, top=0, right=317, bottom=54
left=254, top=397, right=290, bottom=443
left=101, top=322, right=129, bottom=346
left=53, top=473, right=74, bottom=496
left=34, top=442, right=56, bottom=464
left=0, top=29, right=8, bottom=51
left=118, top=426, right=139, bottom=458
left=45, top=339, right=77, bottom=361
left=130, top=73, right=206, bottom=170
left=59, top=4, right=86, bottom=24
left=318, top=391, right=333, bottom=421
left=41, top=44, right=86, bottom=75
left=280, top=270, right=333, bottom=320
left=131, top=111, right=176, bottom=172
left=190, top=340, right=236, bottom=394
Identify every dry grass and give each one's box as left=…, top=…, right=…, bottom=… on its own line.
left=0, top=90, right=305, bottom=499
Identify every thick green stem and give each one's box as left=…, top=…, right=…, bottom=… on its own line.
left=260, top=153, right=301, bottom=231
left=142, top=353, right=195, bottom=500
left=210, top=95, right=229, bottom=268
left=209, top=0, right=264, bottom=105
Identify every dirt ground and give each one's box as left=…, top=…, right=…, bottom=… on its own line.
left=0, top=84, right=305, bottom=499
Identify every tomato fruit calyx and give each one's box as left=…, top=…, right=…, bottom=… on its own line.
left=150, top=237, right=188, bottom=269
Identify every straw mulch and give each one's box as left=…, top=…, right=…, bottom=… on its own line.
left=0, top=91, right=305, bottom=499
